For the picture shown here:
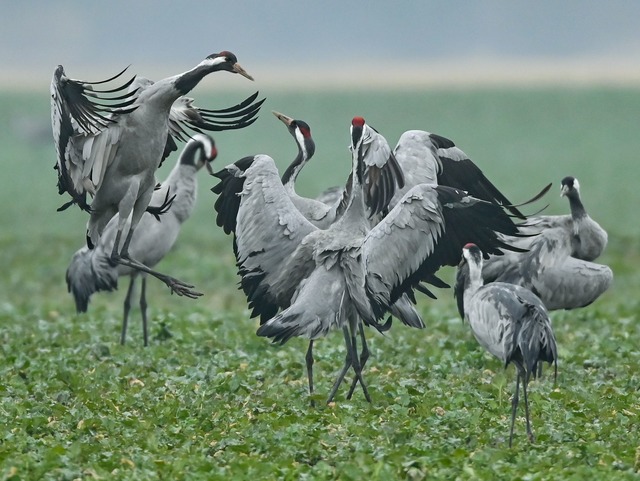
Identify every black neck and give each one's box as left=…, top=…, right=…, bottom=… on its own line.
left=281, top=138, right=314, bottom=185
left=567, top=192, right=587, bottom=219
left=174, top=64, right=217, bottom=96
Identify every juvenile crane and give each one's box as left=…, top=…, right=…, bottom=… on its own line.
left=51, top=51, right=259, bottom=298
left=66, top=134, right=217, bottom=346
left=455, top=243, right=558, bottom=447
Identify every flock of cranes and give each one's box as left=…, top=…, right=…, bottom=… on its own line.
left=50, top=52, right=612, bottom=446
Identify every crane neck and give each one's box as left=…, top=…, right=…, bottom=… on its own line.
left=567, top=192, right=587, bottom=220
left=173, top=62, right=224, bottom=96
left=160, top=162, right=199, bottom=223
left=281, top=148, right=306, bottom=189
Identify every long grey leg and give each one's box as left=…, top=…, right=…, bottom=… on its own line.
left=140, top=276, right=148, bottom=347
left=346, top=322, right=370, bottom=400
left=523, top=372, right=534, bottom=443
left=326, top=327, right=354, bottom=404
left=509, top=373, right=521, bottom=448
left=121, top=277, right=136, bottom=345
left=109, top=225, right=201, bottom=299
left=306, top=340, right=314, bottom=406
left=348, top=322, right=371, bottom=403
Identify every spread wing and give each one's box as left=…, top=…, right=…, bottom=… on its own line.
left=161, top=91, right=264, bottom=165
left=50, top=65, right=138, bottom=212
left=213, top=154, right=317, bottom=322
left=390, top=130, right=440, bottom=208
left=362, top=184, right=523, bottom=321
left=428, top=132, right=527, bottom=219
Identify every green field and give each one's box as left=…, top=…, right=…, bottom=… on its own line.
left=1, top=87, right=639, bottom=480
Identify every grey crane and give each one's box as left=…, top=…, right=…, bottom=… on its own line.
left=51, top=51, right=260, bottom=298
left=215, top=116, right=523, bottom=403
left=214, top=114, right=422, bottom=401
left=455, top=243, right=558, bottom=447
left=482, top=176, right=612, bottom=310
left=66, top=134, right=217, bottom=346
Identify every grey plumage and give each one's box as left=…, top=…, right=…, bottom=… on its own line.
left=51, top=52, right=257, bottom=298
left=66, top=134, right=217, bottom=346
left=456, top=243, right=558, bottom=447
left=482, top=176, right=612, bottom=310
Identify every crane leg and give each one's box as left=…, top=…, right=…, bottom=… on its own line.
left=110, top=226, right=202, bottom=299
left=305, top=340, right=314, bottom=406
left=509, top=373, right=521, bottom=448
left=348, top=322, right=371, bottom=403
left=121, top=277, right=136, bottom=345
left=140, top=276, right=148, bottom=347
left=326, top=327, right=354, bottom=404
left=346, top=322, right=370, bottom=400
left=522, top=373, right=534, bottom=443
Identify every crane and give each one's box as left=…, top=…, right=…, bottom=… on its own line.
left=215, top=117, right=524, bottom=403
left=214, top=114, right=423, bottom=401
left=482, top=176, right=612, bottom=310
left=455, top=243, right=558, bottom=447
left=66, top=134, right=217, bottom=346
left=51, top=51, right=260, bottom=298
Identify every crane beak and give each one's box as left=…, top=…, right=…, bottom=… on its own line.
left=205, top=146, right=218, bottom=175
left=560, top=185, right=568, bottom=197
left=272, top=110, right=294, bottom=126
left=233, top=63, right=254, bottom=81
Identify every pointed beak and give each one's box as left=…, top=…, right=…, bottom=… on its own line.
left=205, top=146, right=218, bottom=175
left=272, top=110, right=294, bottom=127
left=233, top=63, right=254, bottom=81
left=560, top=185, right=568, bottom=197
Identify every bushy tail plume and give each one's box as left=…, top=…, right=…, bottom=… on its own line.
left=65, top=247, right=118, bottom=313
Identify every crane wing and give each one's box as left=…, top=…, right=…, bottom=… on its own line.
left=362, top=184, right=522, bottom=321
left=390, top=130, right=440, bottom=208
left=50, top=65, right=139, bottom=212
left=497, top=227, right=613, bottom=310
left=213, top=155, right=318, bottom=322
left=429, top=132, right=526, bottom=219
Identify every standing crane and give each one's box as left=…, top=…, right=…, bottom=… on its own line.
left=455, top=243, right=558, bottom=447
left=51, top=51, right=260, bottom=298
left=482, top=176, right=612, bottom=310
left=215, top=116, right=524, bottom=403
left=66, top=134, right=217, bottom=346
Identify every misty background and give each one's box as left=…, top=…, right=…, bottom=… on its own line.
left=2, top=0, right=640, bottom=89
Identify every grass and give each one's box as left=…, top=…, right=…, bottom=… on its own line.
left=0, top=86, right=639, bottom=480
